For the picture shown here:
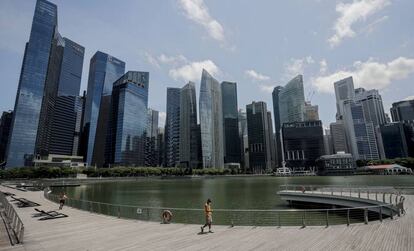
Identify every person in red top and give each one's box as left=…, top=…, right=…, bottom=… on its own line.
left=201, top=198, right=213, bottom=233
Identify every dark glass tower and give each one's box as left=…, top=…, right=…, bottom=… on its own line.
left=6, top=0, right=58, bottom=167
left=0, top=111, right=13, bottom=166
left=165, top=88, right=181, bottom=167
left=83, top=51, right=125, bottom=166
left=390, top=99, right=414, bottom=122
left=272, top=86, right=283, bottom=167
left=105, top=71, right=149, bottom=166
left=221, top=81, right=241, bottom=164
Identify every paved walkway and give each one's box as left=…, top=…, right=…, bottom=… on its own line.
left=0, top=185, right=413, bottom=251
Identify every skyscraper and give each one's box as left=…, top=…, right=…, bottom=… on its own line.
left=199, top=69, right=224, bottom=169
left=83, top=51, right=125, bottom=166
left=279, top=75, right=305, bottom=124
left=354, top=88, right=386, bottom=127
left=165, top=88, right=181, bottom=167
left=329, top=121, right=349, bottom=153
left=379, top=122, right=414, bottom=159
left=272, top=86, right=283, bottom=167
left=0, top=111, right=13, bottom=166
left=238, top=109, right=249, bottom=172
left=179, top=82, right=201, bottom=168
left=105, top=71, right=149, bottom=166
left=282, top=121, right=324, bottom=171
left=390, top=99, right=414, bottom=122
left=145, top=108, right=159, bottom=167
left=7, top=0, right=58, bottom=167
left=303, top=101, right=319, bottom=121
left=246, top=101, right=273, bottom=173
left=221, top=81, right=241, bottom=164
left=334, top=76, right=355, bottom=120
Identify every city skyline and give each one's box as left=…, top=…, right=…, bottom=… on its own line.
left=1, top=0, right=414, bottom=129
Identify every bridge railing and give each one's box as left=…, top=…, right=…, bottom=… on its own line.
left=44, top=188, right=401, bottom=227
left=0, top=191, right=24, bottom=244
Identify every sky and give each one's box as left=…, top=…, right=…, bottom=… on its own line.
left=1, top=0, right=414, bottom=128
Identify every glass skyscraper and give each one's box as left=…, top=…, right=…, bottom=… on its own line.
left=165, top=88, right=181, bottom=167
left=83, top=51, right=125, bottom=166
left=105, top=71, right=149, bottom=166
left=334, top=76, right=355, bottom=120
left=279, top=75, right=305, bottom=124
left=6, top=0, right=58, bottom=167
left=390, top=99, right=414, bottom=122
left=0, top=111, right=13, bottom=165
left=354, top=88, right=386, bottom=127
left=221, top=81, right=241, bottom=164
left=272, top=86, right=283, bottom=167
left=199, top=69, right=224, bottom=169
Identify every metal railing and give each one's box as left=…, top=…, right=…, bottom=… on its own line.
left=44, top=188, right=402, bottom=227
left=0, top=192, right=24, bottom=244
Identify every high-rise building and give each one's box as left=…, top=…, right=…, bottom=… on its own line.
left=246, top=101, right=273, bottom=173
left=282, top=120, right=324, bottom=171
left=379, top=122, right=414, bottom=159
left=304, top=101, right=319, bottom=121
left=390, top=99, right=414, bottom=122
left=221, top=81, right=241, bottom=164
left=329, top=121, right=349, bottom=153
left=343, top=101, right=379, bottom=160
left=157, top=127, right=165, bottom=167
left=179, top=82, right=201, bottom=168
left=323, top=129, right=334, bottom=155
left=279, top=75, right=305, bottom=124
left=145, top=109, right=159, bottom=167
left=0, top=111, right=13, bottom=166
left=272, top=86, right=283, bottom=167
left=6, top=0, right=58, bottom=167
left=354, top=88, right=386, bottom=127
left=199, top=69, right=224, bottom=169
left=238, top=109, right=249, bottom=172
left=334, top=76, right=355, bottom=120
left=83, top=51, right=125, bottom=166
left=165, top=88, right=181, bottom=167
left=105, top=71, right=149, bottom=166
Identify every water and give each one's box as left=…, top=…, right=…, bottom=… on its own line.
left=51, top=175, right=414, bottom=225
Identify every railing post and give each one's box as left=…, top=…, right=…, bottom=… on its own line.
left=347, top=209, right=350, bottom=226
left=118, top=206, right=120, bottom=218
left=389, top=194, right=392, bottom=204
left=302, top=211, right=306, bottom=228
left=278, top=212, right=281, bottom=228
left=390, top=211, right=394, bottom=220
left=364, top=208, right=368, bottom=224
left=379, top=206, right=382, bottom=222
left=367, top=191, right=369, bottom=200
left=375, top=192, right=378, bottom=201
left=89, top=202, right=92, bottom=213
left=383, top=193, right=386, bottom=203
left=358, top=190, right=360, bottom=198
left=325, top=211, right=329, bottom=227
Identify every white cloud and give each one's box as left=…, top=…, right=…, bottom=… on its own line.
left=158, top=54, right=188, bottom=65
left=245, top=70, right=270, bottom=81
left=284, top=56, right=315, bottom=79
left=145, top=52, right=160, bottom=68
left=178, top=0, right=225, bottom=42
left=328, top=0, right=390, bottom=47
left=258, top=84, right=274, bottom=93
left=158, top=112, right=166, bottom=127
left=362, top=15, right=389, bottom=34
left=312, top=57, right=414, bottom=93
left=169, top=59, right=220, bottom=82
left=319, top=59, right=328, bottom=74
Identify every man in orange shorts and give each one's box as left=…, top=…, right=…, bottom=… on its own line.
left=201, top=198, right=213, bottom=233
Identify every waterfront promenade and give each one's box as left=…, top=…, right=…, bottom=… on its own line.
left=0, top=185, right=413, bottom=251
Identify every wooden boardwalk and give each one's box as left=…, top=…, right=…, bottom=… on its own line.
left=0, top=185, right=413, bottom=251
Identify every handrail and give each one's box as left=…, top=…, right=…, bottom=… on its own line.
left=0, top=191, right=24, bottom=244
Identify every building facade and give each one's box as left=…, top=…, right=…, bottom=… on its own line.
left=221, top=81, right=241, bottom=164
left=246, top=102, right=273, bottom=173
left=0, top=111, right=13, bottom=166
left=105, top=71, right=149, bottom=166
left=390, top=99, right=414, bottom=122
left=316, top=152, right=355, bottom=175
left=334, top=76, right=355, bottom=120
left=238, top=109, right=249, bottom=172
left=272, top=86, right=283, bottom=167
left=354, top=88, right=386, bottom=127
left=380, top=122, right=414, bottom=159
left=199, top=69, right=224, bottom=169
left=279, top=75, right=305, bottom=124
left=83, top=51, right=125, bottom=166
left=282, top=120, right=324, bottom=171
left=329, top=121, right=349, bottom=153
left=165, top=88, right=181, bottom=167
left=304, top=101, right=319, bottom=121
left=145, top=108, right=159, bottom=167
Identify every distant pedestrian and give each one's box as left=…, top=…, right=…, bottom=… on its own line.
left=201, top=199, right=213, bottom=233
left=59, top=192, right=67, bottom=210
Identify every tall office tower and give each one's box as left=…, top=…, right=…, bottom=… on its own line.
left=267, top=111, right=276, bottom=168
left=343, top=101, right=379, bottom=160
left=380, top=122, right=414, bottom=159
left=334, top=76, right=355, bottom=120
left=246, top=102, right=273, bottom=174
left=179, top=82, right=201, bottom=168
left=390, top=99, right=414, bottom=122
left=279, top=75, right=305, bottom=124
left=0, top=111, right=13, bottom=165
left=105, top=71, right=149, bottom=166
left=272, top=86, right=283, bottom=167
left=304, top=101, right=319, bottom=121
left=145, top=109, right=159, bottom=167
left=199, top=69, right=224, bottom=169
left=329, top=121, right=349, bottom=153
left=221, top=81, right=241, bottom=164
left=157, top=128, right=165, bottom=167
left=354, top=88, right=386, bottom=127
left=165, top=88, right=181, bottom=167
left=83, top=51, right=125, bottom=166
left=323, top=129, right=334, bottom=155
left=6, top=0, right=58, bottom=167
left=48, top=96, right=84, bottom=156
left=282, top=121, right=324, bottom=171
left=238, top=109, right=249, bottom=172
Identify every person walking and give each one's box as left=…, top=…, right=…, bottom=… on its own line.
left=201, top=199, right=213, bottom=233
left=59, top=192, right=67, bottom=210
